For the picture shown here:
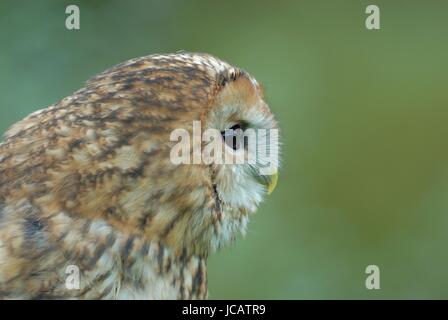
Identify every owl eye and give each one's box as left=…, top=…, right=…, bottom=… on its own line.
left=221, top=124, right=245, bottom=151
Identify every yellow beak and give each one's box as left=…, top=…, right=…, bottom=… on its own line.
left=266, top=171, right=279, bottom=195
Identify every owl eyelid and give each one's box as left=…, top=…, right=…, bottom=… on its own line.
left=222, top=121, right=249, bottom=134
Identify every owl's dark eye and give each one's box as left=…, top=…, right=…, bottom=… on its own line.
left=221, top=124, right=244, bottom=150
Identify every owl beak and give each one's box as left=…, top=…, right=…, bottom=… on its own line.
left=252, top=168, right=279, bottom=195
left=267, top=171, right=278, bottom=194
left=266, top=171, right=279, bottom=195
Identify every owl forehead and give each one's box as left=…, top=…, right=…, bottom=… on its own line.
left=116, top=53, right=257, bottom=86
left=148, top=54, right=268, bottom=122
left=168, top=53, right=232, bottom=73
left=152, top=53, right=236, bottom=77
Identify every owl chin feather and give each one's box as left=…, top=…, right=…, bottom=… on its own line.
left=205, top=168, right=267, bottom=254
left=209, top=211, right=250, bottom=253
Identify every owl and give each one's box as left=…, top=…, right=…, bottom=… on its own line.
left=0, top=52, right=279, bottom=299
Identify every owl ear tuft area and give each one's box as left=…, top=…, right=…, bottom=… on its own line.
left=215, top=74, right=260, bottom=109
left=216, top=69, right=244, bottom=88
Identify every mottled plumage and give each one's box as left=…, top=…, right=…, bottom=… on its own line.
left=0, top=52, right=279, bottom=299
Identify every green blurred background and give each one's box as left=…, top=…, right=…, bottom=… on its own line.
left=1, top=0, right=448, bottom=299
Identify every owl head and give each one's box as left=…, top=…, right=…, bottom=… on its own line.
left=29, top=52, right=280, bottom=257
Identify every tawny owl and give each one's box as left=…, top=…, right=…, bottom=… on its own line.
left=0, top=52, right=279, bottom=299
